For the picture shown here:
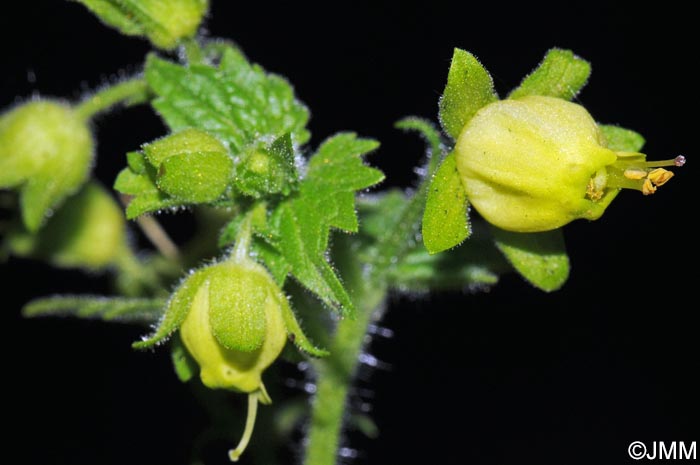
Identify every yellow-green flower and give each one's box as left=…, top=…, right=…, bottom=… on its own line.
left=455, top=95, right=683, bottom=232
left=0, top=100, right=93, bottom=231
left=135, top=243, right=326, bottom=461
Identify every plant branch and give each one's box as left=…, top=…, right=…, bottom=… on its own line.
left=75, top=77, right=149, bottom=120
left=304, top=133, right=443, bottom=465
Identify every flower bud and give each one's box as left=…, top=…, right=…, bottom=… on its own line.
left=4, top=182, right=128, bottom=270
left=143, top=129, right=232, bottom=203
left=455, top=95, right=683, bottom=232
left=77, top=0, right=209, bottom=50
left=0, top=100, right=93, bottom=231
left=178, top=261, right=288, bottom=392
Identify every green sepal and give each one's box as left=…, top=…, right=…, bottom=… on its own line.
left=114, top=165, right=180, bottom=219
left=509, top=48, right=591, bottom=101
left=157, top=151, right=232, bottom=203
left=438, top=48, right=498, bottom=140
left=599, top=124, right=646, bottom=152
left=171, top=334, right=197, bottom=382
left=23, top=295, right=165, bottom=324
left=492, top=228, right=570, bottom=292
left=143, top=128, right=226, bottom=166
left=234, top=133, right=299, bottom=198
left=126, top=151, right=148, bottom=173
left=133, top=268, right=209, bottom=349
left=278, top=294, right=329, bottom=357
left=422, top=152, right=470, bottom=254
left=206, top=264, right=267, bottom=352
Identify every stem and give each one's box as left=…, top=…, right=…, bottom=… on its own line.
left=74, top=77, right=148, bottom=120
left=119, top=195, right=180, bottom=261
left=305, top=280, right=387, bottom=465
left=182, top=38, right=205, bottom=65
left=135, top=215, right=180, bottom=261
left=304, top=131, right=443, bottom=465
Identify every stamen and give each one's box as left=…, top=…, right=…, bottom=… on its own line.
left=623, top=168, right=647, bottom=180
left=647, top=168, right=674, bottom=186
left=642, top=178, right=657, bottom=195
left=674, top=155, right=686, bottom=167
left=229, top=392, right=260, bottom=462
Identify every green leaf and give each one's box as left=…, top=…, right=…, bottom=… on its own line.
left=358, top=190, right=408, bottom=240
left=134, top=269, right=209, bottom=349
left=599, top=125, right=646, bottom=152
left=235, top=133, right=299, bottom=197
left=388, top=226, right=505, bottom=292
left=492, top=228, right=569, bottom=292
left=145, top=47, right=310, bottom=155
left=75, top=0, right=208, bottom=50
left=23, top=295, right=165, bottom=324
left=253, top=240, right=291, bottom=285
left=422, top=152, right=470, bottom=254
left=265, top=133, right=384, bottom=314
left=439, top=48, right=498, bottom=140
left=171, top=334, right=197, bottom=382
left=509, top=48, right=591, bottom=101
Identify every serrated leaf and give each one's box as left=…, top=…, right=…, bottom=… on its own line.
left=146, top=47, right=310, bottom=156
left=439, top=48, right=498, bottom=140
left=509, top=48, right=591, bottom=101
left=422, top=152, right=470, bottom=254
left=75, top=0, right=208, bottom=50
left=171, top=334, right=197, bottom=382
left=253, top=240, right=291, bottom=285
left=492, top=228, right=569, bottom=292
left=23, top=295, right=165, bottom=323
left=134, top=269, right=209, bottom=349
left=265, top=133, right=384, bottom=314
left=599, top=125, right=646, bottom=152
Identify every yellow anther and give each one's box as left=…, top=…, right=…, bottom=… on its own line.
left=647, top=168, right=674, bottom=186
left=623, top=168, right=648, bottom=180
left=586, top=179, right=604, bottom=201
left=642, top=178, right=657, bottom=195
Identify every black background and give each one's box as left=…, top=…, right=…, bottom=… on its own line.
left=2, top=1, right=698, bottom=464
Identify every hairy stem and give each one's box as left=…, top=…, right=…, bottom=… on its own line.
left=305, top=272, right=387, bottom=465
left=74, top=77, right=148, bottom=120
left=304, top=127, right=443, bottom=465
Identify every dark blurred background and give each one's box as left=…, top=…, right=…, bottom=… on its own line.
left=2, top=1, right=697, bottom=464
